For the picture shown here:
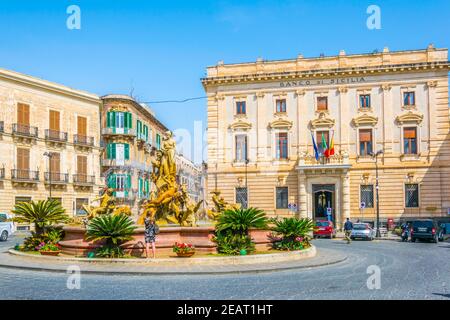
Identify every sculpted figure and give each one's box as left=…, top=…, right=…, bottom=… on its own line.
left=207, top=190, right=241, bottom=221
left=83, top=188, right=115, bottom=219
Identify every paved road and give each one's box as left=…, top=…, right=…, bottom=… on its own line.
left=0, top=235, right=449, bottom=300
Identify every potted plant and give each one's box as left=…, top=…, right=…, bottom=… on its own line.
left=173, top=242, right=195, bottom=257
left=37, top=242, right=61, bottom=256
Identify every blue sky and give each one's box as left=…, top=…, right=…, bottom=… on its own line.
left=0, top=0, right=449, bottom=163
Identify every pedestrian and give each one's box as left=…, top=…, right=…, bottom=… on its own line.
left=343, top=218, right=353, bottom=244
left=144, top=213, right=158, bottom=259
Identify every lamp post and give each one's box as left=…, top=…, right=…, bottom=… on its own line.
left=43, top=152, right=53, bottom=200
left=245, top=158, right=249, bottom=209
left=370, top=150, right=383, bottom=238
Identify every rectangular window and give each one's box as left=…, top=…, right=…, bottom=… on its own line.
left=236, top=101, right=246, bottom=115
left=316, top=131, right=329, bottom=155
left=276, top=187, right=289, bottom=209
left=15, top=196, right=32, bottom=205
left=236, top=187, right=248, bottom=209
left=156, top=133, right=161, bottom=149
left=276, top=132, right=288, bottom=159
left=403, top=127, right=417, bottom=154
left=317, top=97, right=328, bottom=111
left=405, top=184, right=419, bottom=208
left=403, top=92, right=415, bottom=106
left=359, top=129, right=373, bottom=156
left=17, top=103, right=30, bottom=125
left=49, top=152, right=61, bottom=180
left=77, top=155, right=87, bottom=175
left=276, top=99, right=286, bottom=113
left=116, top=112, right=125, bottom=129
left=75, top=198, right=89, bottom=216
left=360, top=185, right=374, bottom=208
left=359, top=94, right=371, bottom=109
left=235, top=135, right=248, bottom=162
left=17, top=148, right=30, bottom=171
left=49, top=110, right=60, bottom=131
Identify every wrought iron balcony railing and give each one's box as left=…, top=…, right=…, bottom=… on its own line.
left=73, top=174, right=95, bottom=185
left=44, top=172, right=69, bottom=183
left=11, top=169, right=39, bottom=181
left=74, top=134, right=94, bottom=147
left=45, top=129, right=68, bottom=142
left=101, top=127, right=136, bottom=137
left=12, top=124, right=38, bottom=137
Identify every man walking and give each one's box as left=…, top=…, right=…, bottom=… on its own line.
left=344, top=218, right=353, bottom=244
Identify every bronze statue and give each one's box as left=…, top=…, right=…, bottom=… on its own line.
left=207, top=190, right=241, bottom=221
left=83, top=188, right=132, bottom=220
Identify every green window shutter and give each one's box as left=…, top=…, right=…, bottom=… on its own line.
left=106, top=112, right=111, bottom=127
left=145, top=180, right=149, bottom=194
left=137, top=120, right=141, bottom=136
left=111, top=143, right=116, bottom=159
left=124, top=144, right=130, bottom=160
left=107, top=174, right=116, bottom=188
left=106, top=144, right=111, bottom=159
left=144, top=125, right=148, bottom=141
left=111, top=111, right=116, bottom=128
left=127, top=174, right=132, bottom=189
left=127, top=113, right=132, bottom=129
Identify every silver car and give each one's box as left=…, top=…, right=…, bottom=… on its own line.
left=350, top=223, right=376, bottom=241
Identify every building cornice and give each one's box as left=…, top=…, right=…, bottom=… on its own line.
left=202, top=61, right=450, bottom=87
left=0, top=67, right=100, bottom=104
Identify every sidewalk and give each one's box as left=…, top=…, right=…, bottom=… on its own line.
left=0, top=247, right=347, bottom=275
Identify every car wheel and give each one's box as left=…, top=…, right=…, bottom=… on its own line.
left=329, top=234, right=333, bottom=239
left=0, top=231, right=8, bottom=241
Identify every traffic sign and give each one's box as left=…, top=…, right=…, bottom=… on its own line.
left=360, top=202, right=366, bottom=209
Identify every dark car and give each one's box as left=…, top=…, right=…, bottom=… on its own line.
left=410, top=219, right=440, bottom=243
left=438, top=222, right=450, bottom=242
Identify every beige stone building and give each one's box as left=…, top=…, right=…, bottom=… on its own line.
left=0, top=68, right=103, bottom=218
left=101, top=95, right=168, bottom=215
left=202, top=45, right=450, bottom=228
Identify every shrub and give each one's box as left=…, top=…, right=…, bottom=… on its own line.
left=21, top=227, right=64, bottom=252
left=173, top=242, right=195, bottom=254
left=12, top=200, right=69, bottom=234
left=213, top=208, right=268, bottom=255
left=86, top=214, right=136, bottom=258
left=270, top=217, right=315, bottom=251
left=36, top=242, right=61, bottom=252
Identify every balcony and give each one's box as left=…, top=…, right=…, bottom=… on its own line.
left=45, top=129, right=68, bottom=143
left=73, top=174, right=95, bottom=186
left=12, top=124, right=38, bottom=138
left=102, top=127, right=135, bottom=139
left=11, top=169, right=39, bottom=183
left=44, top=172, right=69, bottom=184
left=101, top=158, right=131, bottom=167
left=74, top=134, right=94, bottom=148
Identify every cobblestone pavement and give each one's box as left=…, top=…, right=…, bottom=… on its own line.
left=0, top=235, right=449, bottom=300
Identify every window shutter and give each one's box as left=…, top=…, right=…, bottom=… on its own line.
left=127, top=174, right=132, bottom=189
left=404, top=128, right=417, bottom=139
left=111, top=143, right=116, bottom=159
left=111, top=111, right=116, bottom=128
left=127, top=113, right=132, bottom=129
left=124, top=144, right=130, bottom=160
left=144, top=125, right=148, bottom=141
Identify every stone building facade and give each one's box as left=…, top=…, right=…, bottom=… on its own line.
left=175, top=153, right=204, bottom=205
left=202, top=46, right=450, bottom=228
left=101, top=95, right=168, bottom=215
left=0, top=67, right=103, bottom=218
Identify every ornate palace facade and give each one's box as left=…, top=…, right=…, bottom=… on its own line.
left=202, top=45, right=450, bottom=228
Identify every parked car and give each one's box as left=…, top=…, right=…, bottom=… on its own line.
left=350, top=223, right=376, bottom=241
left=0, top=213, right=15, bottom=241
left=313, top=220, right=336, bottom=239
left=410, top=219, right=440, bottom=243
left=438, top=222, right=450, bottom=242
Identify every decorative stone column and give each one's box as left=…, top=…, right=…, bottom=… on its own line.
left=298, top=170, right=307, bottom=218
left=296, top=89, right=306, bottom=154
left=426, top=80, right=437, bottom=159
left=338, top=86, right=348, bottom=152
left=341, top=173, right=351, bottom=230
left=256, top=92, right=266, bottom=160
left=381, top=83, right=392, bottom=155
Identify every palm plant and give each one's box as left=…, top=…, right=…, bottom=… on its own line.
left=12, top=200, right=69, bottom=234
left=214, top=208, right=268, bottom=255
left=216, top=208, right=268, bottom=235
left=270, top=217, right=315, bottom=250
left=86, top=214, right=136, bottom=258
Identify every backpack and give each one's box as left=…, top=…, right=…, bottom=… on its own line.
left=154, top=224, right=160, bottom=235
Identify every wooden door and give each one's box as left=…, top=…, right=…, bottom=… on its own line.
left=77, top=155, right=87, bottom=182
left=49, top=110, right=60, bottom=139
left=17, top=103, right=30, bottom=134
left=17, top=148, right=30, bottom=179
left=50, top=153, right=60, bottom=180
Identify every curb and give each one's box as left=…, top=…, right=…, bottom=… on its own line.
left=8, top=246, right=316, bottom=266
left=0, top=247, right=348, bottom=275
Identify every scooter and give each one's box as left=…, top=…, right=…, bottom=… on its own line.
left=401, top=228, right=409, bottom=242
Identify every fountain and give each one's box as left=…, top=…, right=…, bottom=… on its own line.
left=60, top=131, right=272, bottom=256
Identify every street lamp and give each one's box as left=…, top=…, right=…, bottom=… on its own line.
left=370, top=150, right=383, bottom=238
left=43, top=152, right=53, bottom=200
left=245, top=158, right=250, bottom=209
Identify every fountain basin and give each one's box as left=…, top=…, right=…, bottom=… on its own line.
left=59, top=226, right=274, bottom=257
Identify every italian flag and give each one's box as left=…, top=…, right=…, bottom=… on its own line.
left=324, top=131, right=335, bottom=158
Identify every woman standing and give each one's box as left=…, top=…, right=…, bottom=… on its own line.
left=144, top=214, right=158, bottom=258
